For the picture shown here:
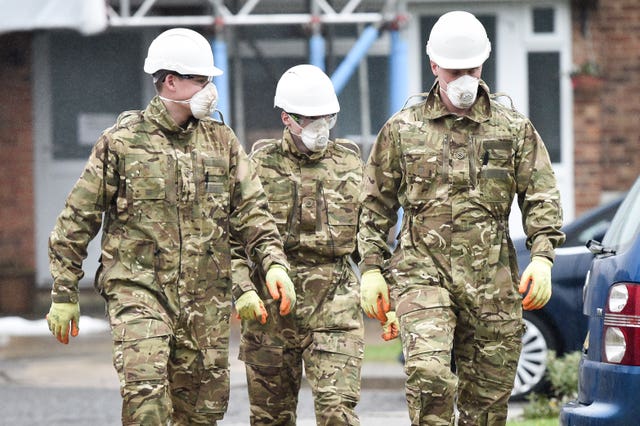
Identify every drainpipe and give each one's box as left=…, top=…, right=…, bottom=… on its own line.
left=309, top=33, right=326, bottom=71
left=308, top=7, right=325, bottom=70
left=212, top=17, right=230, bottom=124
left=330, top=24, right=380, bottom=95
left=389, top=26, right=408, bottom=115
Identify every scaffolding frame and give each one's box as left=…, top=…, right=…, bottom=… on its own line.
left=108, top=0, right=391, bottom=27
left=107, top=0, right=408, bottom=142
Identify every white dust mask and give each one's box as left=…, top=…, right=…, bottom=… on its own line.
left=444, top=75, right=479, bottom=109
left=159, top=82, right=218, bottom=120
left=300, top=118, right=331, bottom=152
left=189, top=83, right=218, bottom=119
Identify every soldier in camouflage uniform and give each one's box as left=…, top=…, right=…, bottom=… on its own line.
left=45, top=28, right=296, bottom=425
left=232, top=65, right=367, bottom=425
left=357, top=12, right=565, bottom=426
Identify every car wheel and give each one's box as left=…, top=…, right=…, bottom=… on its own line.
left=511, top=312, right=558, bottom=400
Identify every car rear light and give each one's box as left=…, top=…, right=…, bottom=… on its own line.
left=603, top=283, right=640, bottom=365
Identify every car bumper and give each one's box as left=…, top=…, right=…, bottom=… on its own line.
left=560, top=358, right=640, bottom=425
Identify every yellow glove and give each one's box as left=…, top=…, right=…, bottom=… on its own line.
left=381, top=311, right=399, bottom=341
left=360, top=269, right=390, bottom=322
left=265, top=265, right=296, bottom=316
left=235, top=290, right=268, bottom=324
left=46, top=302, right=80, bottom=344
left=518, top=256, right=553, bottom=310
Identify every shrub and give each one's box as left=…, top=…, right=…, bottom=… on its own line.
left=522, top=350, right=581, bottom=419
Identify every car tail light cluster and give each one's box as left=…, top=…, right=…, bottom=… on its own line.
left=603, top=283, right=640, bottom=365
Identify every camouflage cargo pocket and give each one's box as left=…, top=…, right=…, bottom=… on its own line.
left=239, top=337, right=284, bottom=391
left=307, top=331, right=364, bottom=403
left=194, top=347, right=230, bottom=414
left=112, top=320, right=172, bottom=385
left=473, top=318, right=523, bottom=373
left=397, top=287, right=454, bottom=360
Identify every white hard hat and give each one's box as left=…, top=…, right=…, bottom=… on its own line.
left=426, top=11, right=491, bottom=69
left=274, top=64, right=340, bottom=116
left=144, top=28, right=223, bottom=77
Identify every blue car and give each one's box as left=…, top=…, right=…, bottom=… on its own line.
left=511, top=196, right=624, bottom=399
left=561, top=176, right=640, bottom=425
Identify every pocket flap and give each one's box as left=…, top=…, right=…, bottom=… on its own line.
left=111, top=318, right=171, bottom=342
left=312, top=332, right=364, bottom=359
left=202, top=347, right=229, bottom=369
left=396, top=287, right=451, bottom=317
left=239, top=337, right=283, bottom=367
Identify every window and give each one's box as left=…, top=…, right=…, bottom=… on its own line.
left=50, top=32, right=143, bottom=159
left=528, top=52, right=561, bottom=162
left=533, top=7, right=555, bottom=33
left=603, top=178, right=640, bottom=253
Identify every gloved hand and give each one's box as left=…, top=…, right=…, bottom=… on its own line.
left=381, top=311, right=399, bottom=341
left=265, top=264, right=296, bottom=316
left=360, top=269, right=390, bottom=322
left=235, top=290, right=268, bottom=324
left=518, top=256, right=553, bottom=310
left=46, top=302, right=80, bottom=344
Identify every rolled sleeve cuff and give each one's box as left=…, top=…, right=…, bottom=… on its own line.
left=232, top=282, right=257, bottom=301
left=358, top=254, right=385, bottom=274
left=261, top=253, right=290, bottom=275
left=51, top=288, right=79, bottom=304
left=530, top=238, right=556, bottom=263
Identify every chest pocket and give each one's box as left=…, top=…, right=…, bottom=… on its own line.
left=201, top=156, right=230, bottom=220
left=322, top=177, right=360, bottom=256
left=478, top=138, right=515, bottom=205
left=263, top=177, right=295, bottom=240
left=400, top=136, right=441, bottom=203
left=124, top=154, right=171, bottom=222
left=199, top=155, right=231, bottom=281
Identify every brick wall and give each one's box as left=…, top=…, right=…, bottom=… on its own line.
left=572, top=0, right=640, bottom=214
left=0, top=32, right=35, bottom=314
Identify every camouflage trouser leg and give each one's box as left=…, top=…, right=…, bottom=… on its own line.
left=303, top=331, right=363, bottom=426
left=243, top=346, right=303, bottom=425
left=113, top=333, right=172, bottom=425
left=169, top=345, right=230, bottom=425
left=399, top=306, right=457, bottom=426
left=454, top=313, right=523, bottom=426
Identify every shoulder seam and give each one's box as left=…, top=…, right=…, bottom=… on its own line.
left=334, top=138, right=361, bottom=156
left=251, top=138, right=279, bottom=155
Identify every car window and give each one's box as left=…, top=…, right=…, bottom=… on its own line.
left=572, top=219, right=611, bottom=247
left=602, top=177, right=640, bottom=252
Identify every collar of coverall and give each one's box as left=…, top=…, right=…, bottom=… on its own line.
left=281, top=127, right=329, bottom=162
left=423, top=79, right=492, bottom=124
left=145, top=96, right=200, bottom=135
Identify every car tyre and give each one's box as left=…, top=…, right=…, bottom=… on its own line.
left=511, top=312, right=558, bottom=400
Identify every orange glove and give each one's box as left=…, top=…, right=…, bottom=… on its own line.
left=518, top=256, right=553, bottom=310
left=360, top=269, right=390, bottom=322
left=265, top=265, right=296, bottom=316
left=46, top=302, right=80, bottom=344
left=235, top=290, right=268, bottom=324
left=381, top=311, right=399, bottom=341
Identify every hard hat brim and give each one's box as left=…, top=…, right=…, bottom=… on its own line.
left=428, top=51, right=490, bottom=70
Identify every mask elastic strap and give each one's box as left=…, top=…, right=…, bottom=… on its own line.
left=158, top=95, right=191, bottom=105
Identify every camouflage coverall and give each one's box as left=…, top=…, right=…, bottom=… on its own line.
left=48, top=96, right=289, bottom=425
left=233, top=129, right=364, bottom=425
left=357, top=82, right=565, bottom=425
